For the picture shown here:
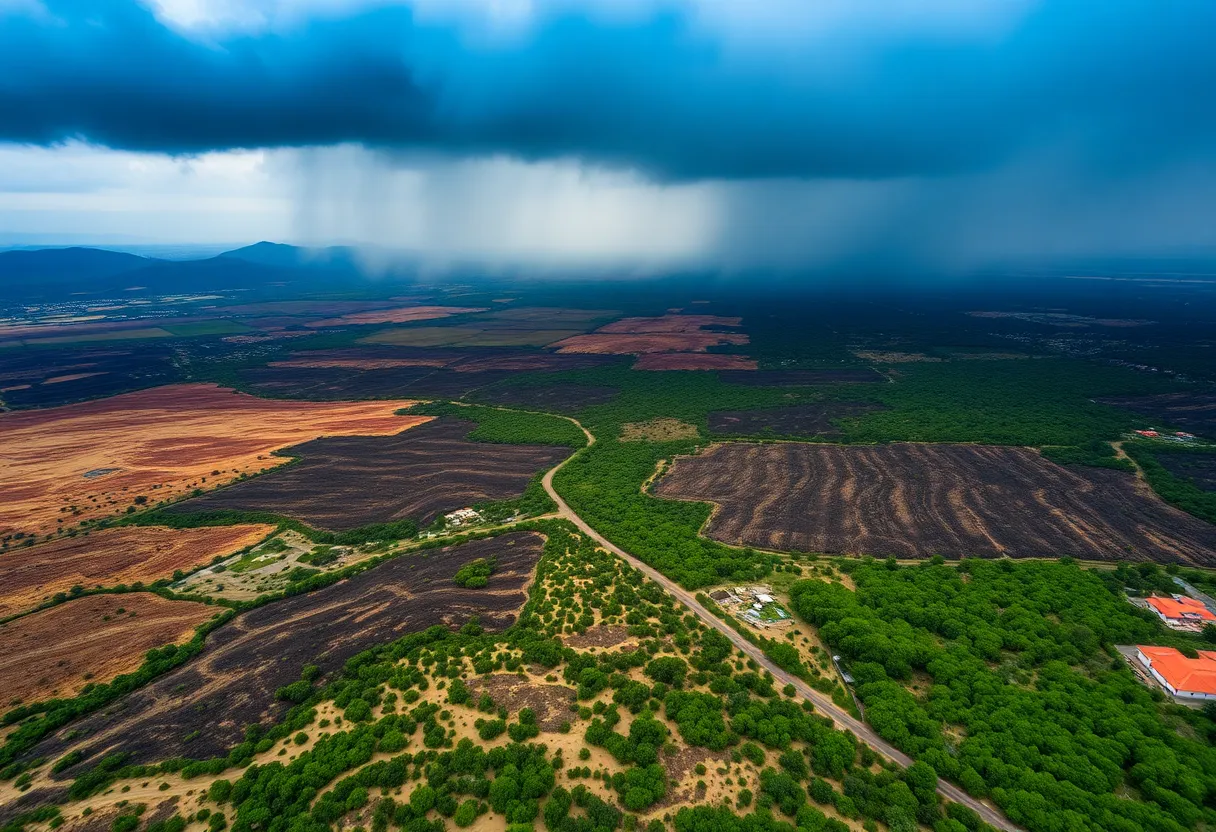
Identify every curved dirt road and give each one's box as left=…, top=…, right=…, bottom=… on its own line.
left=541, top=422, right=1020, bottom=832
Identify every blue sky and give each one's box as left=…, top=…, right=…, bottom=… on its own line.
left=2, top=0, right=1215, bottom=272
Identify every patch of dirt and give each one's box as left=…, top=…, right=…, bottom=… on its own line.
left=0, top=525, right=273, bottom=619
left=549, top=332, right=748, bottom=355
left=28, top=532, right=546, bottom=769
left=619, top=419, right=700, bottom=443
left=0, top=384, right=428, bottom=537
left=707, top=403, right=885, bottom=438
left=561, top=626, right=635, bottom=650
left=632, top=354, right=758, bottom=371
left=467, top=675, right=576, bottom=731
left=0, top=593, right=218, bottom=704
left=654, top=442, right=1216, bottom=564
left=166, top=418, right=570, bottom=530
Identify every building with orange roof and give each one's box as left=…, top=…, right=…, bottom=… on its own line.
left=1135, top=646, right=1216, bottom=700
left=1144, top=594, right=1215, bottom=632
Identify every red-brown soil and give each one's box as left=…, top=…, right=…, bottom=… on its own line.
left=654, top=442, right=1216, bottom=564
left=633, top=354, right=758, bottom=371
left=598, top=315, right=743, bottom=334
left=0, top=384, right=428, bottom=537
left=0, top=525, right=272, bottom=619
left=708, top=403, right=885, bottom=437
left=550, top=332, right=748, bottom=355
left=0, top=593, right=217, bottom=704
left=166, top=418, right=570, bottom=529
left=28, top=532, right=544, bottom=768
left=307, top=305, right=487, bottom=327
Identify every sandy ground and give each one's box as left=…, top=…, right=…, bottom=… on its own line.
left=0, top=524, right=273, bottom=618
left=0, top=384, right=429, bottom=537
left=0, top=593, right=218, bottom=704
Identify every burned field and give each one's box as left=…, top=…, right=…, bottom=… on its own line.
left=0, top=344, right=182, bottom=409
left=719, top=369, right=886, bottom=386
left=0, top=593, right=217, bottom=705
left=0, top=384, right=425, bottom=537
left=167, top=418, right=570, bottom=530
left=708, top=402, right=886, bottom=438
left=654, top=442, right=1216, bottom=563
left=27, top=532, right=545, bottom=768
left=1154, top=452, right=1216, bottom=492
left=0, top=525, right=272, bottom=619
left=468, top=383, right=619, bottom=414
left=1099, top=391, right=1216, bottom=439
left=633, top=353, right=758, bottom=371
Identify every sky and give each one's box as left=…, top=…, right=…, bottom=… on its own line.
left=2, top=0, right=1216, bottom=273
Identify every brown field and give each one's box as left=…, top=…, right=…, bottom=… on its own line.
left=550, top=332, right=749, bottom=355
left=598, top=314, right=742, bottom=333
left=27, top=533, right=544, bottom=768
left=620, top=418, right=700, bottom=442
left=633, top=353, right=758, bottom=371
left=362, top=326, right=584, bottom=348
left=469, top=383, right=619, bottom=414
left=42, top=372, right=108, bottom=385
left=0, top=384, right=428, bottom=537
left=166, top=417, right=570, bottom=529
left=0, top=593, right=217, bottom=704
left=0, top=525, right=272, bottom=619
left=307, top=305, right=487, bottom=327
left=214, top=301, right=401, bottom=316
left=1099, top=391, right=1216, bottom=439
left=654, top=442, right=1216, bottom=564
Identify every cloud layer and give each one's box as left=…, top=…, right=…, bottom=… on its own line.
left=4, top=0, right=1216, bottom=181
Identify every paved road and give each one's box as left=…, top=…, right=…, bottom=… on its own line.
left=541, top=422, right=1020, bottom=832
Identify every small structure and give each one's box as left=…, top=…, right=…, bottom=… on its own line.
left=1145, top=595, right=1215, bottom=632
left=756, top=594, right=775, bottom=604
left=1134, top=429, right=1159, bottom=438
left=1135, top=646, right=1216, bottom=700
left=444, top=508, right=482, bottom=527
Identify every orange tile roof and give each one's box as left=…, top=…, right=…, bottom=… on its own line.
left=1145, top=596, right=1216, bottom=622
left=1138, top=645, right=1216, bottom=696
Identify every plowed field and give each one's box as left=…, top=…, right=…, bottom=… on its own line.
left=550, top=332, right=748, bottom=355
left=0, top=593, right=217, bottom=704
left=0, top=525, right=272, bottom=619
left=28, top=532, right=544, bottom=768
left=654, top=443, right=1216, bottom=564
left=166, top=418, right=569, bottom=529
left=0, top=384, right=427, bottom=537
left=306, top=305, right=487, bottom=327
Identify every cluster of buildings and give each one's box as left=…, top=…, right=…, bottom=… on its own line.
left=1133, top=428, right=1199, bottom=442
left=443, top=508, right=483, bottom=527
left=707, top=585, right=790, bottom=629
left=1145, top=594, right=1215, bottom=632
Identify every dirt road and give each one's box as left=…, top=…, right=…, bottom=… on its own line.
left=541, top=422, right=1020, bottom=832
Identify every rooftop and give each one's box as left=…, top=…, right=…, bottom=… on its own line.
left=1146, top=595, right=1215, bottom=622
left=1137, top=645, right=1216, bottom=696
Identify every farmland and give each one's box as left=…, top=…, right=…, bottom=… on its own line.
left=633, top=354, right=758, bottom=371
left=0, top=344, right=182, bottom=409
left=0, top=384, right=427, bottom=537
left=707, top=402, right=885, bottom=438
left=551, top=313, right=749, bottom=355
left=0, top=593, right=216, bottom=704
left=0, top=525, right=272, bottom=618
left=305, top=305, right=488, bottom=327
left=653, top=442, right=1216, bottom=563
left=25, top=532, right=545, bottom=767
left=361, top=326, right=586, bottom=348
left=468, top=383, right=619, bottom=413
left=166, top=418, right=571, bottom=529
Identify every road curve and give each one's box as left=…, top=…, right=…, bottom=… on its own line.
left=541, top=423, right=1020, bottom=832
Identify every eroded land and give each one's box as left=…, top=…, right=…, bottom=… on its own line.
left=0, top=525, right=272, bottom=618
left=654, top=442, right=1216, bottom=563
left=707, top=403, right=885, bottom=438
left=24, top=532, right=545, bottom=769
left=0, top=384, right=427, bottom=537
left=167, top=418, right=569, bottom=530
left=0, top=593, right=217, bottom=704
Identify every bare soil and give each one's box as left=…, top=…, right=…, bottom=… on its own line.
left=0, top=593, right=218, bottom=704
left=166, top=418, right=569, bottom=530
left=708, top=403, right=886, bottom=438
left=654, top=442, right=1216, bottom=564
left=0, top=384, right=427, bottom=536
left=27, top=532, right=546, bottom=769
left=597, top=315, right=743, bottom=334
left=550, top=332, right=749, bottom=355
left=0, top=525, right=272, bottom=619
left=306, top=305, right=487, bottom=327
left=619, top=419, right=700, bottom=442
left=466, top=675, right=576, bottom=731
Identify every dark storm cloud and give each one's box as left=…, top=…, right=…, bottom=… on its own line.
left=3, top=0, right=1216, bottom=180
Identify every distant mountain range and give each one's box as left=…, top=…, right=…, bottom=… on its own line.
left=0, top=242, right=372, bottom=302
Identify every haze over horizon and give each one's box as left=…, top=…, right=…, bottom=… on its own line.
left=3, top=0, right=1216, bottom=275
